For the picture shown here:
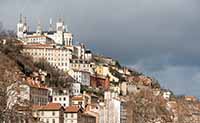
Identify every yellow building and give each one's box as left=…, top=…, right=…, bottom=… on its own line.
left=95, top=65, right=119, bottom=82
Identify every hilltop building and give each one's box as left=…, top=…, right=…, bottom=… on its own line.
left=18, top=15, right=93, bottom=72
left=17, top=14, right=73, bottom=46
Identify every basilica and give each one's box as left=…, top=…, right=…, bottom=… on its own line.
left=17, top=14, right=73, bottom=46
left=17, top=15, right=93, bottom=72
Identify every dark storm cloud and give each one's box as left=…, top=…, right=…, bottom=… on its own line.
left=0, top=0, right=200, bottom=97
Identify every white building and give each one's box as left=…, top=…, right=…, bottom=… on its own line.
left=25, top=35, right=54, bottom=44
left=32, top=103, right=64, bottom=123
left=85, top=50, right=92, bottom=61
left=17, top=15, right=73, bottom=46
left=163, top=91, right=172, bottom=100
left=64, top=106, right=96, bottom=123
left=70, top=59, right=94, bottom=74
left=98, top=91, right=121, bottom=123
left=23, top=44, right=73, bottom=71
left=52, top=89, right=70, bottom=107
left=64, top=105, right=82, bottom=123
left=18, top=15, right=95, bottom=73
left=68, top=69, right=90, bottom=86
left=70, top=82, right=81, bottom=96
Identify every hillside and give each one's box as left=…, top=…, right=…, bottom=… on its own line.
left=0, top=37, right=200, bottom=123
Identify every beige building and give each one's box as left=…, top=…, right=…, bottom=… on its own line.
left=64, top=106, right=96, bottom=123
left=32, top=103, right=64, bottom=123
left=95, top=65, right=119, bottom=82
left=71, top=96, right=86, bottom=108
left=64, top=105, right=83, bottom=123
left=23, top=44, right=73, bottom=71
left=7, top=76, right=49, bottom=109
left=70, top=59, right=94, bottom=74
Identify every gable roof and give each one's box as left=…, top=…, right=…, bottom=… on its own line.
left=65, top=105, right=82, bottom=113
left=32, top=103, right=63, bottom=111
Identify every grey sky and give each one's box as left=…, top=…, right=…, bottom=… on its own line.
left=0, top=0, right=200, bottom=97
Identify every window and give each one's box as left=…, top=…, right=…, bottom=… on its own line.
left=71, top=113, right=73, bottom=118
left=54, top=97, right=57, bottom=101
left=63, top=97, right=66, bottom=101
left=59, top=97, right=61, bottom=101
left=41, top=111, right=44, bottom=116
left=52, top=111, right=55, bottom=116
left=52, top=119, right=55, bottom=123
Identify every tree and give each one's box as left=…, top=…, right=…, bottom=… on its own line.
left=34, top=59, right=70, bottom=88
left=126, top=89, right=172, bottom=123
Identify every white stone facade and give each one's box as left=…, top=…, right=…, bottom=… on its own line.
left=17, top=15, right=73, bottom=46
left=70, top=83, right=81, bottom=96
left=64, top=112, right=78, bottom=123
left=52, top=89, right=70, bottom=107
left=23, top=44, right=72, bottom=71
left=68, top=69, right=90, bottom=86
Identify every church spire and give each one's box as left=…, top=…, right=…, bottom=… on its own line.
left=36, top=19, right=42, bottom=34
left=19, top=13, right=23, bottom=23
left=49, top=18, right=53, bottom=31
left=24, top=16, right=27, bottom=25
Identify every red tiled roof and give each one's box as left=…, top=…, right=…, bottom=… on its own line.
left=71, top=96, right=84, bottom=101
left=65, top=105, right=81, bottom=113
left=32, top=103, right=62, bottom=111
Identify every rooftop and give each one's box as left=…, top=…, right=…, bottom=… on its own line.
left=71, top=96, right=84, bottom=101
left=32, top=103, right=63, bottom=111
left=65, top=105, right=81, bottom=113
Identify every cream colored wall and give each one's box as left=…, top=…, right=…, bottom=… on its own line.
left=23, top=47, right=72, bottom=71
left=33, top=110, right=61, bottom=123
left=64, top=113, right=78, bottom=123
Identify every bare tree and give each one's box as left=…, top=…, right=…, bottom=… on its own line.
left=126, top=89, right=172, bottom=123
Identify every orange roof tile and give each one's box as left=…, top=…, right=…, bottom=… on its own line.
left=71, top=96, right=84, bottom=101
left=65, top=105, right=81, bottom=113
left=32, top=103, right=63, bottom=111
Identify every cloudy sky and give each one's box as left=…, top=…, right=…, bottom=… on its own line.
left=0, top=0, right=200, bottom=97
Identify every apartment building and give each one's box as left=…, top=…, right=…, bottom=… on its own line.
left=68, top=69, right=91, bottom=86
left=23, top=44, right=72, bottom=71
left=32, top=103, right=64, bottom=123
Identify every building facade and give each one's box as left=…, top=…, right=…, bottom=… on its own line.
left=68, top=69, right=90, bottom=86
left=52, top=89, right=70, bottom=107
left=23, top=44, right=72, bottom=71
left=17, top=15, right=73, bottom=46
left=32, top=103, right=64, bottom=123
left=64, top=106, right=96, bottom=123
